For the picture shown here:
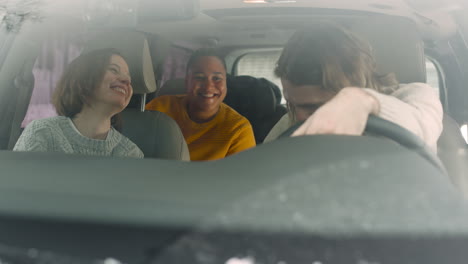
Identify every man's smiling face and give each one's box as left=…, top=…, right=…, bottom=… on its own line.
left=185, top=56, right=227, bottom=115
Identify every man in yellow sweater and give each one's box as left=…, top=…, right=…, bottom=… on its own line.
left=146, top=48, right=256, bottom=161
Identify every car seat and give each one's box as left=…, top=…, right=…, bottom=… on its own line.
left=353, top=17, right=467, bottom=188
left=225, top=75, right=287, bottom=143
left=157, top=75, right=287, bottom=143
left=83, top=31, right=190, bottom=160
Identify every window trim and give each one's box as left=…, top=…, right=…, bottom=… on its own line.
left=232, top=48, right=287, bottom=104
left=228, top=49, right=448, bottom=109
left=426, top=55, right=448, bottom=109
left=225, top=47, right=282, bottom=75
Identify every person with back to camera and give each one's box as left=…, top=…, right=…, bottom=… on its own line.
left=14, top=48, right=143, bottom=158
left=264, top=23, right=443, bottom=152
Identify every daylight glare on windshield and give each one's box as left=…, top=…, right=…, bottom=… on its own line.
left=462, top=124, right=468, bottom=143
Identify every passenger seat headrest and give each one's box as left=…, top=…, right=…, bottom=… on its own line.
left=158, top=78, right=186, bottom=97
left=351, top=17, right=426, bottom=84
left=158, top=76, right=280, bottom=120
left=225, top=75, right=277, bottom=120
left=82, top=31, right=157, bottom=94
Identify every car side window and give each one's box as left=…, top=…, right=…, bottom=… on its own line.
left=21, top=33, right=84, bottom=127
left=235, top=50, right=286, bottom=104
left=426, top=57, right=468, bottom=144
left=160, top=45, right=193, bottom=86
left=461, top=124, right=468, bottom=144
left=426, top=58, right=441, bottom=94
left=236, top=51, right=444, bottom=106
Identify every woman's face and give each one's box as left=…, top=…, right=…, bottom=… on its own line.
left=92, top=55, right=133, bottom=112
left=282, top=79, right=335, bottom=122
left=185, top=56, right=227, bottom=114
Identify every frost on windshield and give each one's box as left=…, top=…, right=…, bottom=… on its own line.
left=0, top=0, right=43, bottom=32
left=0, top=0, right=138, bottom=33
left=83, top=0, right=138, bottom=27
left=0, top=243, right=125, bottom=264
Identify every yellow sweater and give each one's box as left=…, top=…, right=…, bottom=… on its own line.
left=146, top=95, right=256, bottom=161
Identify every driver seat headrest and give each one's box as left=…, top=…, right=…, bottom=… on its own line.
left=350, top=16, right=426, bottom=84
left=82, top=31, right=157, bottom=95
left=158, top=76, right=279, bottom=119
left=225, top=75, right=278, bottom=119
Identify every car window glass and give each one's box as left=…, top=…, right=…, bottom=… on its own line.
left=461, top=124, right=468, bottom=144
left=426, top=58, right=440, bottom=93
left=21, top=32, right=85, bottom=127
left=0, top=27, right=10, bottom=53
left=426, top=58, right=468, bottom=144
left=160, top=45, right=193, bottom=86
left=235, top=50, right=285, bottom=104
left=0, top=14, right=22, bottom=73
left=236, top=52, right=443, bottom=106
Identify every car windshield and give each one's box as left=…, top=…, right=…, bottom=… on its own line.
left=1, top=0, right=468, bottom=263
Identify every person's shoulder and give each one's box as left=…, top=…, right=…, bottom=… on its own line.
left=111, top=129, right=144, bottom=158
left=390, top=82, right=440, bottom=103
left=25, top=116, right=67, bottom=132
left=263, top=113, right=291, bottom=143
left=220, top=103, right=251, bottom=127
left=219, top=104, right=256, bottom=148
left=151, top=94, right=185, bottom=103
left=394, top=83, right=438, bottom=95
left=14, top=116, right=67, bottom=151
left=146, top=94, right=186, bottom=110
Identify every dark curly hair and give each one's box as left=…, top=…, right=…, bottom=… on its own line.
left=186, top=48, right=227, bottom=74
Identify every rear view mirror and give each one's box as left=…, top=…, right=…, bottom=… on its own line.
left=84, top=0, right=139, bottom=28
left=138, top=0, right=200, bottom=22
left=83, top=0, right=200, bottom=28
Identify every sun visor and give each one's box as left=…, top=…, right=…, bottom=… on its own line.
left=138, top=0, right=200, bottom=22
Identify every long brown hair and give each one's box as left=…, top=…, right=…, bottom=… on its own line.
left=52, top=48, right=124, bottom=130
left=275, top=23, right=398, bottom=121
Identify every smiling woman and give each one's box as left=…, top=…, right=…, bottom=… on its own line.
left=13, top=48, right=143, bottom=158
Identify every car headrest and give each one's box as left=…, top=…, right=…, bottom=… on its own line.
left=82, top=31, right=157, bottom=94
left=351, top=16, right=426, bottom=83
left=158, top=76, right=280, bottom=119
left=158, top=78, right=186, bottom=97
left=225, top=75, right=278, bottom=119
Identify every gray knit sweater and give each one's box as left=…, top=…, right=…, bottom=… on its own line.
left=14, top=116, right=144, bottom=158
